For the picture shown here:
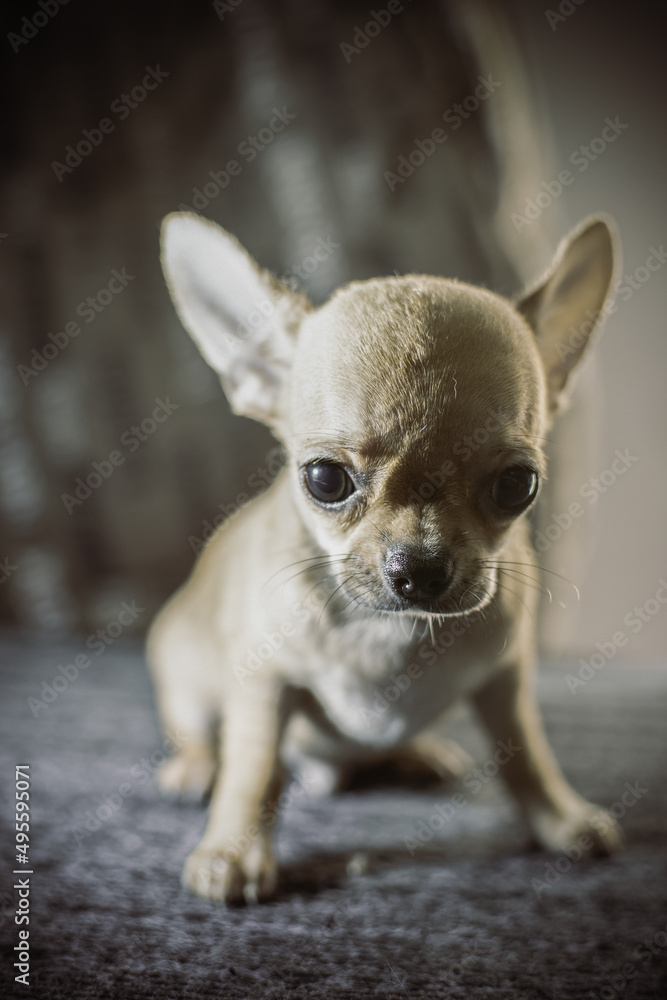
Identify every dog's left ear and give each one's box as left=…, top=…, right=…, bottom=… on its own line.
left=517, top=215, right=619, bottom=412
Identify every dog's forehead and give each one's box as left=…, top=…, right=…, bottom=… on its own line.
left=291, top=277, right=544, bottom=448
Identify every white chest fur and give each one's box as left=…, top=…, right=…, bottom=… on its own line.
left=283, top=613, right=502, bottom=747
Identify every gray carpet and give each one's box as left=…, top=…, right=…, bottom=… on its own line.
left=1, top=632, right=666, bottom=1000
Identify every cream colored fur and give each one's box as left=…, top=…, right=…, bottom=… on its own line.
left=148, top=212, right=621, bottom=903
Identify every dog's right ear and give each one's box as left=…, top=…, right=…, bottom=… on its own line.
left=161, top=213, right=311, bottom=428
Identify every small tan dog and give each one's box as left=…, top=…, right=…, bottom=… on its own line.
left=148, top=212, right=622, bottom=903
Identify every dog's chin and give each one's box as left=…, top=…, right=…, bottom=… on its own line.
left=341, top=569, right=498, bottom=621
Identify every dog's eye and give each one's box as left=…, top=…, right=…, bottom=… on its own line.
left=304, top=462, right=355, bottom=504
left=492, top=465, right=538, bottom=512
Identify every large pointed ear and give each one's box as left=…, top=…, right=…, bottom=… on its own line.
left=516, top=216, right=619, bottom=413
left=160, top=213, right=311, bottom=428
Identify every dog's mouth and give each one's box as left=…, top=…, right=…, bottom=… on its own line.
left=385, top=567, right=497, bottom=619
left=393, top=573, right=496, bottom=618
left=329, top=562, right=498, bottom=620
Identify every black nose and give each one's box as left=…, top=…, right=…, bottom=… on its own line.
left=384, top=547, right=454, bottom=604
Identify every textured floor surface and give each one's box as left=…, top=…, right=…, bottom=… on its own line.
left=1, top=632, right=666, bottom=999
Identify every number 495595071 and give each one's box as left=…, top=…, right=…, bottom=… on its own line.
left=15, top=765, right=30, bottom=865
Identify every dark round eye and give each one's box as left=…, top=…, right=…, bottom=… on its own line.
left=492, top=465, right=538, bottom=512
left=304, top=462, right=355, bottom=504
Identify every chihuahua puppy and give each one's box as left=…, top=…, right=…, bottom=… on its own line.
left=148, top=212, right=622, bottom=903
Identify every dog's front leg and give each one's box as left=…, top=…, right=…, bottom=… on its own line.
left=182, top=683, right=289, bottom=903
left=472, top=665, right=623, bottom=854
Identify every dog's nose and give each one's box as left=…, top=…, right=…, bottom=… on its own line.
left=384, top=547, right=454, bottom=604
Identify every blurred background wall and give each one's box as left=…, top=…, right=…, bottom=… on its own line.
left=0, top=0, right=664, bottom=659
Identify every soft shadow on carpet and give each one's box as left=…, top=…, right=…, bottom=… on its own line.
left=1, top=632, right=666, bottom=999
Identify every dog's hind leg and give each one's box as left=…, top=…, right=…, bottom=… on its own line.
left=335, top=732, right=474, bottom=791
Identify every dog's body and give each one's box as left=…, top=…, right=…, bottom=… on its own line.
left=149, top=213, right=622, bottom=902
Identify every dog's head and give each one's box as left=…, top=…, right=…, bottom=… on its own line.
left=161, top=214, right=617, bottom=618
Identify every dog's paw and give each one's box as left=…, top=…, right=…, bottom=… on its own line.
left=157, top=750, right=217, bottom=802
left=182, top=838, right=277, bottom=904
left=529, top=803, right=624, bottom=856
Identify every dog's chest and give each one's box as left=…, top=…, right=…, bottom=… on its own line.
left=295, top=618, right=499, bottom=746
